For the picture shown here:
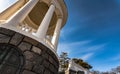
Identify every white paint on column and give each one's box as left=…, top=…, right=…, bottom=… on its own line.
left=34, top=4, right=55, bottom=39
left=6, top=0, right=39, bottom=26
left=51, top=18, right=62, bottom=50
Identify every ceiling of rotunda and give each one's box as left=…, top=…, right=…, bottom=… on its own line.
left=28, top=2, right=57, bottom=36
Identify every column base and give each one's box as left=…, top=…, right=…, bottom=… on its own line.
left=0, top=27, right=59, bottom=74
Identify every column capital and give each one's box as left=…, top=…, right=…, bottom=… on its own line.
left=49, top=0, right=56, bottom=8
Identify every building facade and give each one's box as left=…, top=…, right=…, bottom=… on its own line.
left=0, top=0, right=67, bottom=74
left=65, top=60, right=92, bottom=74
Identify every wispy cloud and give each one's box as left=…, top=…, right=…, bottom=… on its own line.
left=60, top=24, right=80, bottom=40
left=80, top=53, right=94, bottom=61
left=82, top=44, right=107, bottom=53
left=57, top=40, right=107, bottom=60
left=111, top=54, right=120, bottom=61
left=57, top=40, right=92, bottom=55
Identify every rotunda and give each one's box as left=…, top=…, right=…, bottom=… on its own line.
left=0, top=0, right=68, bottom=74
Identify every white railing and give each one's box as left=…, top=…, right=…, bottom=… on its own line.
left=18, top=23, right=55, bottom=50
left=68, top=60, right=85, bottom=71
left=68, top=60, right=90, bottom=74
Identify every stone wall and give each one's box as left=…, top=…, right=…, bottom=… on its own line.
left=0, top=27, right=59, bottom=74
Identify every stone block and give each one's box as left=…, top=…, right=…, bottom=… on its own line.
left=18, top=42, right=32, bottom=51
left=44, top=70, right=50, bottom=74
left=22, top=70, right=36, bottom=74
left=49, top=64, right=55, bottom=72
left=43, top=60, right=50, bottom=68
left=37, top=43, right=47, bottom=51
left=23, top=37, right=38, bottom=46
left=24, top=51, right=43, bottom=65
left=10, top=33, right=24, bottom=45
left=0, top=65, right=17, bottom=74
left=0, top=28, right=15, bottom=36
left=24, top=51, right=36, bottom=61
left=24, top=60, right=33, bottom=70
left=49, top=56, right=54, bottom=64
left=0, top=34, right=10, bottom=43
left=33, top=64, right=45, bottom=74
left=42, top=53, right=49, bottom=59
left=32, top=46, right=42, bottom=55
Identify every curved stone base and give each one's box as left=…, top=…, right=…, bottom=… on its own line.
left=0, top=27, right=59, bottom=74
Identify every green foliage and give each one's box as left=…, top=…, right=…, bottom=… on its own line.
left=59, top=52, right=70, bottom=71
left=72, top=58, right=92, bottom=70
left=59, top=52, right=92, bottom=71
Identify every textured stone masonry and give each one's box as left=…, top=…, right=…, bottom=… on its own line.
left=0, top=27, right=59, bottom=74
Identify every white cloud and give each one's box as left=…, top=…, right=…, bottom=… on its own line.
left=80, top=53, right=94, bottom=61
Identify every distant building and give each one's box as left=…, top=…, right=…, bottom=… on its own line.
left=0, top=0, right=67, bottom=74
left=65, top=60, right=92, bottom=74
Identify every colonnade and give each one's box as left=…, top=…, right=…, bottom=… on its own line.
left=1, top=0, right=63, bottom=50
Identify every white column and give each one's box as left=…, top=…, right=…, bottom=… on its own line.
left=34, top=4, right=55, bottom=39
left=0, top=0, right=25, bottom=20
left=51, top=18, right=62, bottom=50
left=6, top=0, right=39, bottom=26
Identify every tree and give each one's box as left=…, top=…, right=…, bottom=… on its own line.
left=72, top=58, right=92, bottom=70
left=59, top=52, right=70, bottom=71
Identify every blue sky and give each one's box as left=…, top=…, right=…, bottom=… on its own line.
left=0, top=0, right=16, bottom=13
left=58, top=0, right=120, bottom=72
left=0, top=0, right=120, bottom=72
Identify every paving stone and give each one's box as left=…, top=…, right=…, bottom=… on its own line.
left=10, top=33, right=24, bottom=45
